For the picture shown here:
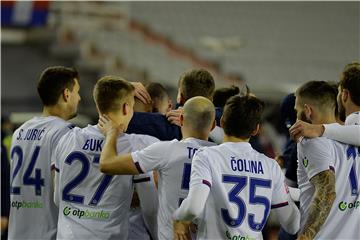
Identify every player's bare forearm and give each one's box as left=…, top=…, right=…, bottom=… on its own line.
left=300, top=170, right=336, bottom=239
left=99, top=130, right=119, bottom=174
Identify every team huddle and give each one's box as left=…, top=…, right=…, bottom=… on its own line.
left=7, top=64, right=360, bottom=240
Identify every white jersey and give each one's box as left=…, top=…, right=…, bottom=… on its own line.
left=8, top=116, right=74, bottom=240
left=131, top=137, right=215, bottom=240
left=188, top=142, right=290, bottom=240
left=54, top=125, right=158, bottom=240
left=297, top=137, right=360, bottom=239
left=345, top=111, right=360, bottom=125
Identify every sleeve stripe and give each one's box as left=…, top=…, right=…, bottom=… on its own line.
left=271, top=202, right=289, bottom=209
left=134, top=162, right=144, bottom=174
left=202, top=179, right=211, bottom=188
left=133, top=177, right=151, bottom=183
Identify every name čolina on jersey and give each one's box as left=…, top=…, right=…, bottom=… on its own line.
left=230, top=157, right=264, bottom=174
left=16, top=128, right=46, bottom=141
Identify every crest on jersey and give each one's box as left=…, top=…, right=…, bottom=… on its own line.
left=303, top=157, right=309, bottom=167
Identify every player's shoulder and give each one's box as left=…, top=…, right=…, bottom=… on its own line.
left=36, top=116, right=71, bottom=128
left=55, top=126, right=98, bottom=155
left=246, top=147, right=280, bottom=171
left=298, top=136, right=333, bottom=150
left=345, top=111, right=360, bottom=125
left=298, top=137, right=338, bottom=166
left=199, top=142, right=235, bottom=154
left=126, top=133, right=161, bottom=146
left=35, top=116, right=75, bottom=135
left=192, top=144, right=219, bottom=159
left=180, top=138, right=215, bottom=149
left=57, top=126, right=82, bottom=145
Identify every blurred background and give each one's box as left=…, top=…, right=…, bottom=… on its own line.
left=1, top=1, right=359, bottom=239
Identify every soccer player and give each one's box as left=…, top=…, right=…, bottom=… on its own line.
left=98, top=96, right=217, bottom=240
left=290, top=62, right=360, bottom=145
left=54, top=76, right=159, bottom=240
left=294, top=81, right=360, bottom=239
left=173, top=95, right=300, bottom=240
left=8, top=66, right=81, bottom=240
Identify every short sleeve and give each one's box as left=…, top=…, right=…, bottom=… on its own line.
left=51, top=137, right=63, bottom=171
left=130, top=134, right=160, bottom=150
left=139, top=135, right=160, bottom=148
left=298, top=137, right=334, bottom=180
left=345, top=112, right=360, bottom=125
left=271, top=163, right=291, bottom=208
left=131, top=141, right=169, bottom=173
left=133, top=171, right=153, bottom=183
left=189, top=149, right=212, bottom=189
left=50, top=125, right=73, bottom=166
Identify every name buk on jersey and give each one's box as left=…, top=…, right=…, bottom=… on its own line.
left=82, top=138, right=103, bottom=152
left=230, top=157, right=264, bottom=174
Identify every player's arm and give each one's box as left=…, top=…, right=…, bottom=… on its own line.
left=322, top=123, right=360, bottom=146
left=271, top=163, right=300, bottom=234
left=135, top=173, right=159, bottom=240
left=53, top=170, right=59, bottom=207
left=173, top=184, right=210, bottom=240
left=290, top=120, right=360, bottom=146
left=51, top=130, right=69, bottom=207
left=173, top=150, right=211, bottom=240
left=173, top=184, right=210, bottom=221
left=272, top=195, right=300, bottom=235
left=98, top=116, right=139, bottom=175
left=299, top=170, right=336, bottom=240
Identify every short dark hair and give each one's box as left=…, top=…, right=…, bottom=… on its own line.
left=340, top=62, right=360, bottom=106
left=222, top=95, right=265, bottom=139
left=296, top=81, right=337, bottom=110
left=37, top=66, right=79, bottom=106
left=146, top=82, right=168, bottom=101
left=179, top=69, right=215, bottom=100
left=213, top=86, right=240, bottom=108
left=93, top=76, right=135, bottom=114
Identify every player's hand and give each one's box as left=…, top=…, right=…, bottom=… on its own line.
left=98, top=115, right=125, bottom=137
left=1, top=217, right=8, bottom=231
left=131, top=82, right=152, bottom=104
left=173, top=220, right=191, bottom=240
left=189, top=222, right=198, bottom=233
left=166, top=108, right=183, bottom=126
left=297, top=234, right=311, bottom=240
left=289, top=120, right=324, bottom=142
left=274, top=155, right=285, bottom=168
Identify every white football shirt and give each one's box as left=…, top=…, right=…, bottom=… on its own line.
left=8, top=116, right=74, bottom=240
left=54, top=125, right=158, bottom=240
left=131, top=137, right=215, bottom=240
left=186, top=142, right=290, bottom=240
left=297, top=137, right=360, bottom=239
left=345, top=111, right=360, bottom=125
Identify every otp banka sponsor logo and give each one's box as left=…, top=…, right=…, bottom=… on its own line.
left=338, top=201, right=360, bottom=211
left=225, top=231, right=256, bottom=240
left=11, top=200, right=43, bottom=210
left=63, top=206, right=110, bottom=220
